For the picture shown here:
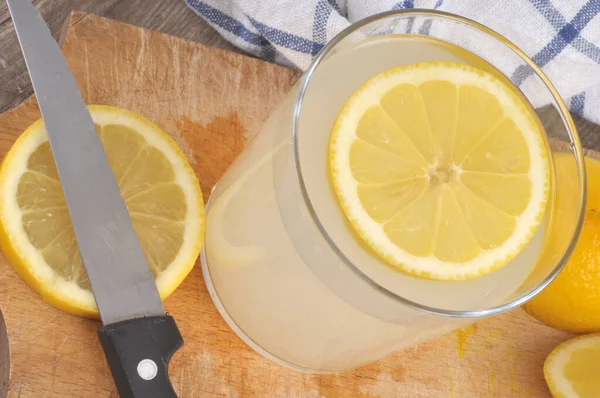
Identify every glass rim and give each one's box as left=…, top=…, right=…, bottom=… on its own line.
left=291, top=9, right=587, bottom=318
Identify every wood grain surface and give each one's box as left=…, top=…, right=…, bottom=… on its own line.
left=0, top=311, right=7, bottom=398
left=0, top=0, right=237, bottom=115
left=0, top=11, right=590, bottom=398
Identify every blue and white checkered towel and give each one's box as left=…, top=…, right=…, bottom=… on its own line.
left=186, top=0, right=600, bottom=124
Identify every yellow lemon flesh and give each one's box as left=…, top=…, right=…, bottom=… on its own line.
left=0, top=105, right=205, bottom=317
left=329, top=62, right=549, bottom=280
left=524, top=156, right=600, bottom=333
left=544, top=333, right=600, bottom=398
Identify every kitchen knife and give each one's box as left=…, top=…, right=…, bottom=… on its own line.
left=6, top=1, right=182, bottom=396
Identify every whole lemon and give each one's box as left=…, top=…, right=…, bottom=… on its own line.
left=524, top=156, right=600, bottom=333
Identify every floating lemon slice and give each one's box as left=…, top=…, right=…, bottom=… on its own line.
left=544, top=333, right=600, bottom=397
left=0, top=105, right=205, bottom=317
left=329, top=62, right=549, bottom=280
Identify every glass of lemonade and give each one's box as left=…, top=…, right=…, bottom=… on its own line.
left=201, top=10, right=586, bottom=372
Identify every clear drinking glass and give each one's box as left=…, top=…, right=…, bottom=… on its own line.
left=201, top=10, right=586, bottom=372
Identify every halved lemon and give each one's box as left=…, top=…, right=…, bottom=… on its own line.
left=524, top=156, right=600, bottom=333
left=544, top=334, right=600, bottom=397
left=329, top=62, right=549, bottom=280
left=0, top=105, right=205, bottom=317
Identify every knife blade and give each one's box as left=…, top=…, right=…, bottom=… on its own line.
left=7, top=1, right=182, bottom=396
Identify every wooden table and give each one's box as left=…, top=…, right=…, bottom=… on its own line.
left=0, top=0, right=238, bottom=114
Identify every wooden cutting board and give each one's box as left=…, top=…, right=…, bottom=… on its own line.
left=0, top=12, right=578, bottom=397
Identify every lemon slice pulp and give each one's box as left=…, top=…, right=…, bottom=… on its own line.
left=329, top=62, right=549, bottom=280
left=544, top=334, right=600, bottom=398
left=0, top=105, right=205, bottom=317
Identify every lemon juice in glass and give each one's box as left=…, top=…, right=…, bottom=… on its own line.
left=201, top=10, right=586, bottom=372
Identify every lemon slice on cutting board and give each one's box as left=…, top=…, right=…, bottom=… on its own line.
left=329, top=62, right=550, bottom=280
left=0, top=105, right=204, bottom=317
left=544, top=334, right=600, bottom=397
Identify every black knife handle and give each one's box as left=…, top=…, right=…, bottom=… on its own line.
left=98, top=315, right=183, bottom=398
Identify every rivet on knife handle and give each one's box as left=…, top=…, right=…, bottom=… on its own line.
left=98, top=316, right=183, bottom=398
